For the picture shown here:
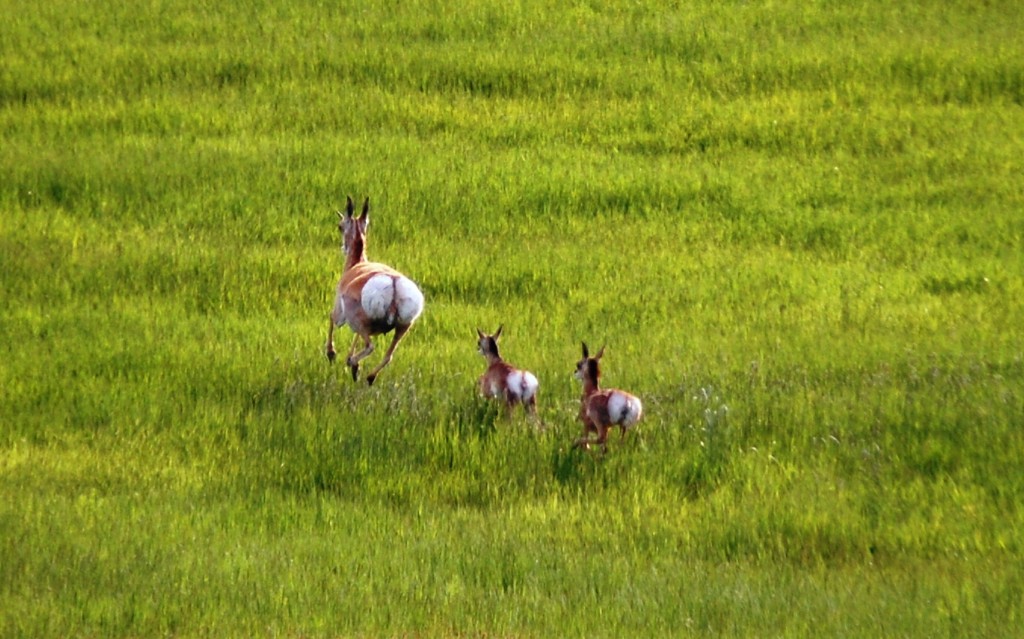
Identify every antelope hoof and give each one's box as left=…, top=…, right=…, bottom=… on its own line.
left=366, top=373, right=377, bottom=386
left=349, top=364, right=359, bottom=382
left=326, top=349, right=336, bottom=363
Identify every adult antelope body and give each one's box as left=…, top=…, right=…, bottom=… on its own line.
left=325, top=196, right=424, bottom=385
left=476, top=326, right=539, bottom=417
left=573, top=342, right=643, bottom=451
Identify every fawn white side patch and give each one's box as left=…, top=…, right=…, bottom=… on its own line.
left=485, top=379, right=502, bottom=398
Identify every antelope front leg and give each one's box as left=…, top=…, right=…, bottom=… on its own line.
left=364, top=324, right=410, bottom=386
left=325, top=318, right=337, bottom=363
left=327, top=295, right=347, bottom=364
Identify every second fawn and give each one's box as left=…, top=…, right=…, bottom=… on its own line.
left=573, top=342, right=643, bottom=451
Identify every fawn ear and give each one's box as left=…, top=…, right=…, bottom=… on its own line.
left=581, top=342, right=589, bottom=358
left=345, top=196, right=355, bottom=218
left=494, top=325, right=503, bottom=340
left=595, top=345, right=606, bottom=360
left=359, top=197, right=370, bottom=223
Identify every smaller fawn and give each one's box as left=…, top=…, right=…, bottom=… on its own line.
left=573, top=342, right=643, bottom=451
left=476, top=326, right=539, bottom=417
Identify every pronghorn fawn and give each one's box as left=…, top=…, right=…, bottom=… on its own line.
left=573, top=342, right=643, bottom=451
left=325, top=196, right=424, bottom=386
left=476, top=326, right=539, bottom=417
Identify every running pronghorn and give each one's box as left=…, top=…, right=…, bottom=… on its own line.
left=325, top=196, right=424, bottom=385
left=573, top=342, right=643, bottom=451
left=476, top=326, right=539, bottom=417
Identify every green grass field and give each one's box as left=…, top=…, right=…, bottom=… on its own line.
left=2, top=1, right=1023, bottom=636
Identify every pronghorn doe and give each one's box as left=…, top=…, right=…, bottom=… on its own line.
left=476, top=326, right=539, bottom=417
left=573, top=342, right=643, bottom=451
left=325, top=196, right=424, bottom=385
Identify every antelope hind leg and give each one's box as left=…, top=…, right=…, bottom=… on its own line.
left=365, top=324, right=410, bottom=386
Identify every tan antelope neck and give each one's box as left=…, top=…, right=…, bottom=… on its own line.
left=340, top=197, right=368, bottom=271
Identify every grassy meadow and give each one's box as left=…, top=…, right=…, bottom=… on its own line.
left=2, top=0, right=1024, bottom=636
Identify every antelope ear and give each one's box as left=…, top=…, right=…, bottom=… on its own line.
left=581, top=342, right=589, bottom=358
left=360, top=197, right=370, bottom=222
left=595, top=345, right=606, bottom=360
left=494, top=325, right=503, bottom=340
left=345, top=196, right=355, bottom=217
left=476, top=328, right=485, bottom=340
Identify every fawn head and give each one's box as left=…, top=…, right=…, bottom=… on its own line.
left=476, top=325, right=503, bottom=360
left=574, top=342, right=605, bottom=384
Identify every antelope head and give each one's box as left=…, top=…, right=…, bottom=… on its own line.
left=337, top=196, right=370, bottom=258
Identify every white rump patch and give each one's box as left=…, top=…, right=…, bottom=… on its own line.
left=609, top=392, right=642, bottom=429
left=393, top=276, right=424, bottom=325
left=361, top=274, right=423, bottom=326
left=361, top=274, right=395, bottom=321
left=508, top=370, right=539, bottom=402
